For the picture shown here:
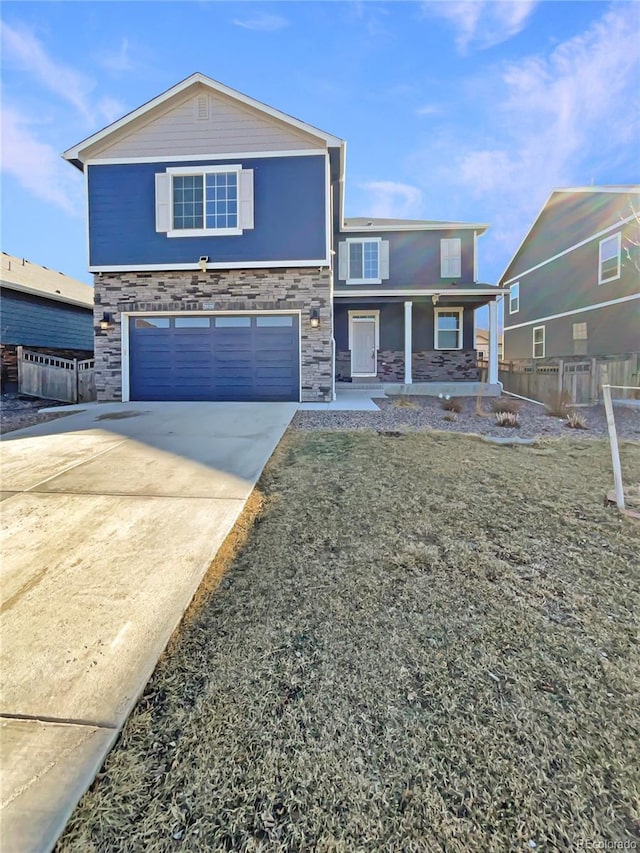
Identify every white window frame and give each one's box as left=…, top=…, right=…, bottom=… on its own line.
left=167, top=164, right=243, bottom=238
left=440, top=238, right=462, bottom=278
left=434, top=307, right=464, bottom=350
left=532, top=325, right=545, bottom=359
left=509, top=282, right=520, bottom=314
left=346, top=237, right=382, bottom=285
left=598, top=232, right=621, bottom=284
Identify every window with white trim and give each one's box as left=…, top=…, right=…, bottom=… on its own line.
left=440, top=238, right=461, bottom=278
left=533, top=325, right=545, bottom=358
left=598, top=232, right=621, bottom=284
left=434, top=308, right=463, bottom=350
left=155, top=165, right=254, bottom=237
left=509, top=282, right=520, bottom=314
left=338, top=239, right=389, bottom=284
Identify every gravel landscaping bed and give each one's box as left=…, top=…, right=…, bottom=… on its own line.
left=1, top=393, right=73, bottom=434
left=292, top=395, right=640, bottom=441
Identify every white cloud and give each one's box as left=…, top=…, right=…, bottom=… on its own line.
left=1, top=107, right=83, bottom=215
left=434, top=5, right=640, bottom=275
left=100, top=37, right=136, bottom=73
left=232, top=13, right=289, bottom=32
left=415, top=104, right=443, bottom=117
left=423, top=0, right=537, bottom=52
left=97, top=96, right=126, bottom=125
left=1, top=21, right=95, bottom=122
left=359, top=181, right=423, bottom=218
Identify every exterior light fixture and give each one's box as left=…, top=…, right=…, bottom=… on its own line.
left=99, top=312, right=113, bottom=331
left=431, top=294, right=440, bottom=306
left=310, top=308, right=320, bottom=328
left=198, top=255, right=209, bottom=272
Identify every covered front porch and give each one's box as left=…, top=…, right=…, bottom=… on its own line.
left=333, top=294, right=501, bottom=392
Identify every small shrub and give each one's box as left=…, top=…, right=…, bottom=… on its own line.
left=440, top=396, right=464, bottom=413
left=546, top=390, right=571, bottom=417
left=443, top=413, right=458, bottom=422
left=495, top=412, right=520, bottom=428
left=491, top=397, right=522, bottom=414
left=565, top=411, right=588, bottom=430
left=392, top=398, right=419, bottom=409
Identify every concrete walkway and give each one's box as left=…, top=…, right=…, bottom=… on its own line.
left=298, top=389, right=385, bottom=411
left=0, top=402, right=297, bottom=852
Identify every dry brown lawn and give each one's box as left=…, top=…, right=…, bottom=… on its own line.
left=58, top=432, right=640, bottom=852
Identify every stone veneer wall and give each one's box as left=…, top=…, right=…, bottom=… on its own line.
left=336, top=349, right=479, bottom=382
left=338, top=350, right=479, bottom=382
left=94, top=268, right=333, bottom=402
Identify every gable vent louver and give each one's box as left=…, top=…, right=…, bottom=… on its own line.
left=196, top=94, right=210, bottom=121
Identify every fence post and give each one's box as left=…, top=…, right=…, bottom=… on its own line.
left=16, top=345, right=23, bottom=392
left=602, top=381, right=625, bottom=509
left=557, top=359, right=564, bottom=400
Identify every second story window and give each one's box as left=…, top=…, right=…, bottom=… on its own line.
left=440, top=238, right=461, bottom=278
left=350, top=241, right=379, bottom=281
left=338, top=239, right=389, bottom=285
left=599, top=232, right=621, bottom=284
left=155, top=165, right=254, bottom=237
left=509, top=282, right=520, bottom=314
left=173, top=172, right=237, bottom=231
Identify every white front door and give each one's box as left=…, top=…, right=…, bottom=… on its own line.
left=351, top=319, right=377, bottom=376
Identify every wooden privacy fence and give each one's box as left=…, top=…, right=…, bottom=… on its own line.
left=489, top=353, right=640, bottom=406
left=17, top=347, right=96, bottom=404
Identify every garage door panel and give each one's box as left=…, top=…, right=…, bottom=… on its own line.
left=129, top=314, right=299, bottom=402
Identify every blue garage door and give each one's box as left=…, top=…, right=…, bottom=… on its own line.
left=129, top=314, right=299, bottom=402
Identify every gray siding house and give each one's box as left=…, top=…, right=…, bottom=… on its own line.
left=500, top=187, right=640, bottom=361
left=63, top=73, right=504, bottom=402
left=1, top=253, right=94, bottom=390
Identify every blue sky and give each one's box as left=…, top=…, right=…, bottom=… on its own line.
left=2, top=0, right=639, bottom=297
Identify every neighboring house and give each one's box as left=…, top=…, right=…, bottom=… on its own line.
left=475, top=328, right=503, bottom=361
left=63, top=73, right=504, bottom=403
left=500, top=187, right=640, bottom=361
left=0, top=253, right=94, bottom=391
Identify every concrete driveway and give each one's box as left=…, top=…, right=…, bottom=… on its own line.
left=0, top=401, right=296, bottom=853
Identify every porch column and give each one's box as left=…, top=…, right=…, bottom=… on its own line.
left=404, top=301, right=413, bottom=384
left=488, top=299, right=499, bottom=384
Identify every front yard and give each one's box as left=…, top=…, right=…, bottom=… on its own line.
left=58, top=431, right=640, bottom=852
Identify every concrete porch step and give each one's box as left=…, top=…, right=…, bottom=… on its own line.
left=337, top=381, right=501, bottom=397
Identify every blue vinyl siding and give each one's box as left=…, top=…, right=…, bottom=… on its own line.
left=334, top=300, right=478, bottom=351
left=88, top=156, right=327, bottom=267
left=0, top=289, right=94, bottom=350
left=334, top=229, right=475, bottom=289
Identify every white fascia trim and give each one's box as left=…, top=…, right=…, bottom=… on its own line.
left=473, top=230, right=478, bottom=282
left=503, top=293, right=640, bottom=331
left=63, top=72, right=342, bottom=162
left=325, top=153, right=331, bottom=270
left=125, top=308, right=302, bottom=316
left=501, top=211, right=638, bottom=286
left=121, top=314, right=130, bottom=401
left=334, top=288, right=508, bottom=297
left=84, top=149, right=328, bottom=166
left=549, top=186, right=640, bottom=194
left=340, top=223, right=489, bottom=233
left=89, top=259, right=331, bottom=273
left=0, top=281, right=93, bottom=309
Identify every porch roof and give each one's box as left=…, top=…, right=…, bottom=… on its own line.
left=334, top=283, right=508, bottom=299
